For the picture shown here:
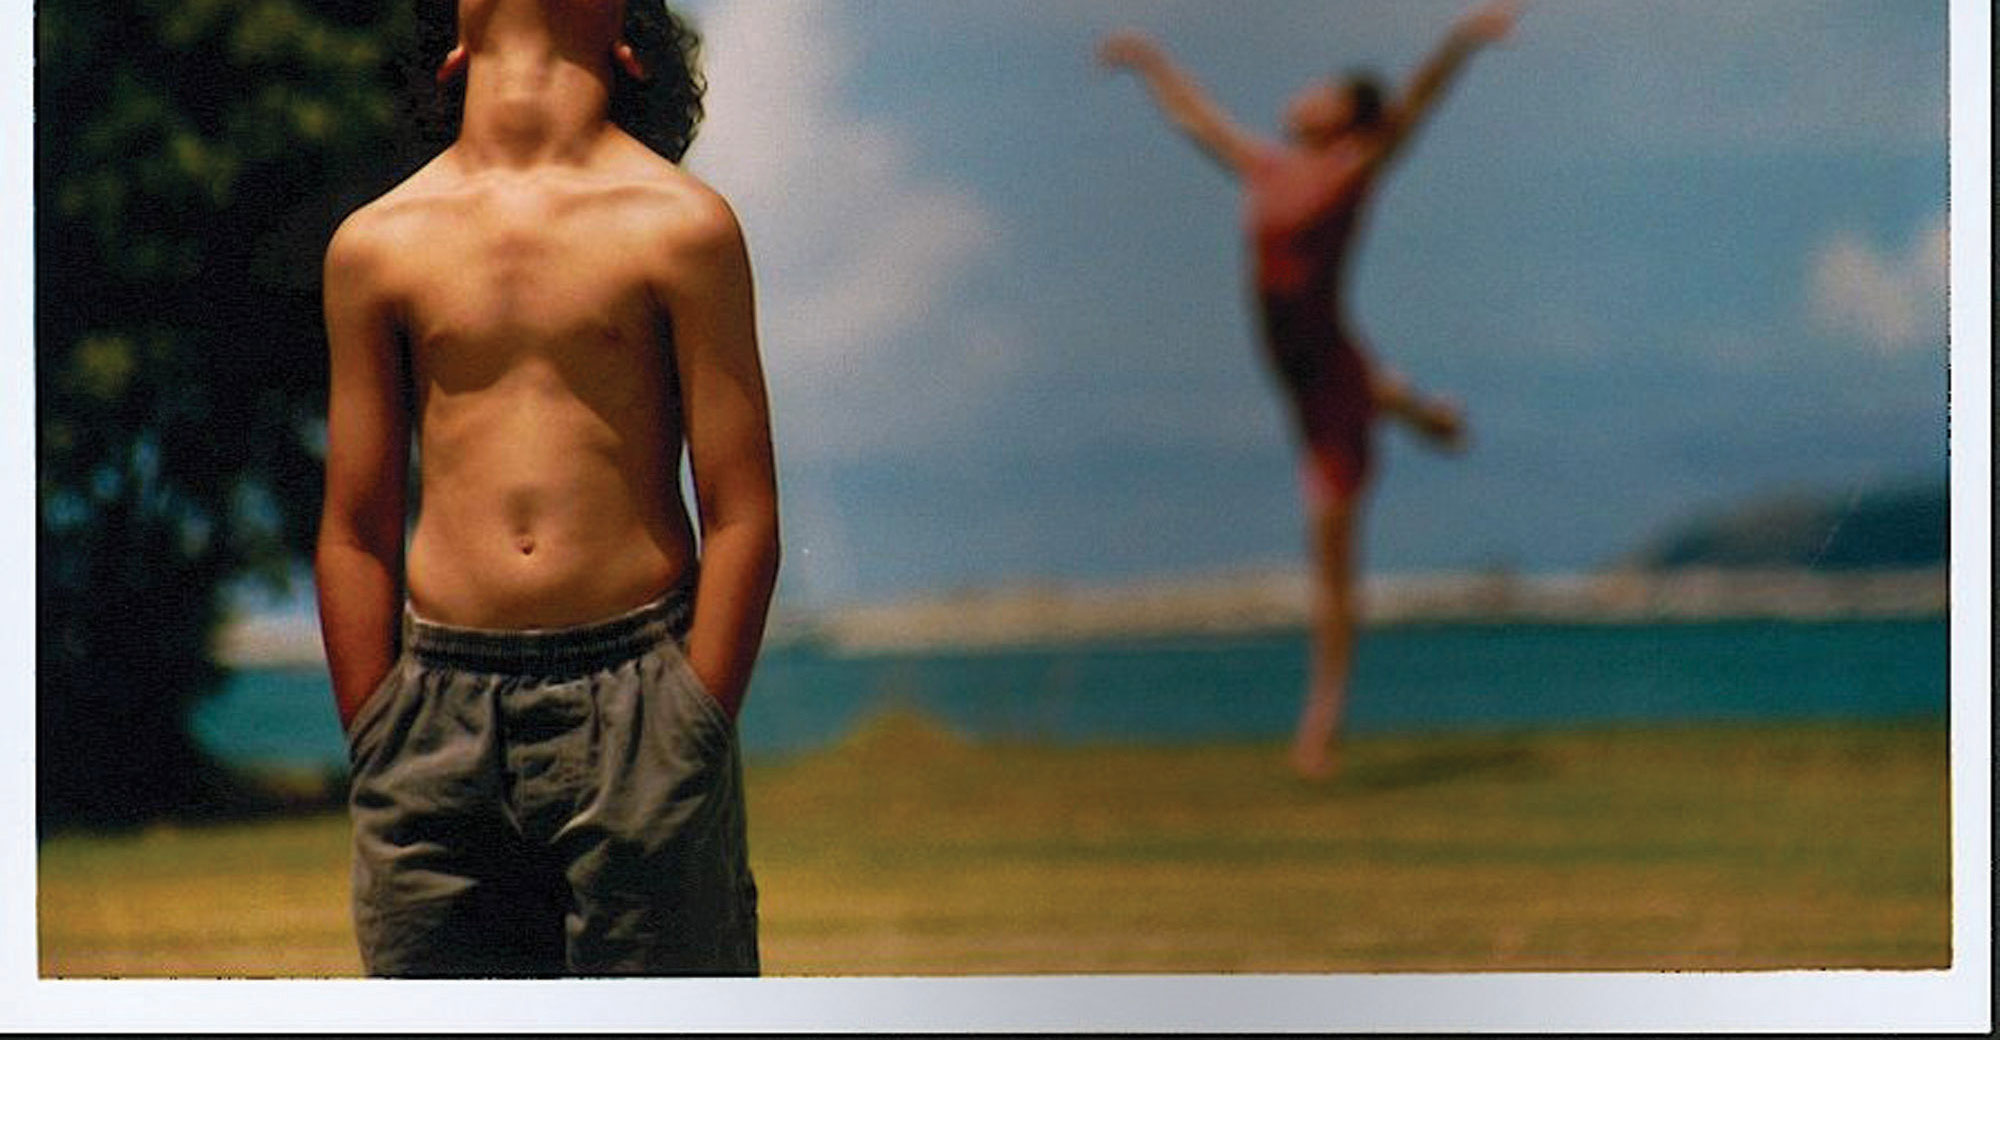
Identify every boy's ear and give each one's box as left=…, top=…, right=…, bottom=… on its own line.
left=437, top=43, right=469, bottom=84
left=613, top=40, right=647, bottom=81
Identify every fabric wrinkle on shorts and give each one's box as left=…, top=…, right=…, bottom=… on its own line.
left=344, top=581, right=759, bottom=978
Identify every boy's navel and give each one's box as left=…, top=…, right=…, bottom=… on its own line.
left=515, top=534, right=536, bottom=556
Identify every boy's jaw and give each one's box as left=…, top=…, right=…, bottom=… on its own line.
left=456, top=0, right=630, bottom=54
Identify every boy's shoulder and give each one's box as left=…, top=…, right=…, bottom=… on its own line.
left=333, top=156, right=468, bottom=244
left=325, top=146, right=747, bottom=288
left=343, top=149, right=739, bottom=236
left=580, top=150, right=752, bottom=293
left=324, top=160, right=462, bottom=284
left=599, top=147, right=745, bottom=253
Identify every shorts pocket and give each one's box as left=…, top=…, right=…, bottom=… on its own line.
left=662, top=641, right=736, bottom=740
left=342, top=661, right=405, bottom=753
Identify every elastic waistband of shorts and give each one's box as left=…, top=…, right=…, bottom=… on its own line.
left=402, top=582, right=693, bottom=677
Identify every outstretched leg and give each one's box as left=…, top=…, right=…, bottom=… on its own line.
left=1292, top=489, right=1363, bottom=782
left=1372, top=367, right=1466, bottom=451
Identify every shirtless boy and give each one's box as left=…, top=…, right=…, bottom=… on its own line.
left=316, top=0, right=778, bottom=976
left=1101, top=2, right=1518, bottom=781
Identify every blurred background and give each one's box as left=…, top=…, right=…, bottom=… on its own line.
left=39, top=0, right=1948, bottom=824
left=30, top=0, right=1958, bottom=978
left=38, top=0, right=418, bottom=828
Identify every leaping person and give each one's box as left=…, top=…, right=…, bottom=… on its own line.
left=1100, top=2, right=1520, bottom=781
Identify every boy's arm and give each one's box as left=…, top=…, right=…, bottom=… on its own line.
left=1099, top=30, right=1265, bottom=176
left=1377, top=1, right=1519, bottom=165
left=314, top=215, right=410, bottom=730
left=659, top=192, right=781, bottom=719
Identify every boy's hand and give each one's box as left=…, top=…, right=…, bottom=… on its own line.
left=1458, top=1, right=1521, bottom=45
left=1098, top=30, right=1163, bottom=73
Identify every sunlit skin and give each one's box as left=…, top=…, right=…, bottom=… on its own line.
left=315, top=0, right=779, bottom=728
left=1102, top=2, right=1518, bottom=781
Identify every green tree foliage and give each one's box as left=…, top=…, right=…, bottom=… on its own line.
left=38, top=0, right=410, bottom=828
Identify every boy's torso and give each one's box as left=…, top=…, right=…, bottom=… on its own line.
left=1244, top=140, right=1378, bottom=309
left=363, top=153, right=703, bottom=629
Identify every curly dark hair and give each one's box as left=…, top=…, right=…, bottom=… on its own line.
left=1340, top=70, right=1387, bottom=131
left=404, top=0, right=706, bottom=164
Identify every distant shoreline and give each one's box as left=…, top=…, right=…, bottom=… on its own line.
left=219, top=566, right=1949, bottom=665
left=783, top=567, right=1948, bottom=654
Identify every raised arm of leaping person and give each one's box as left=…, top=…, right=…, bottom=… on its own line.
left=1097, top=30, right=1266, bottom=176
left=1376, top=1, right=1521, bottom=165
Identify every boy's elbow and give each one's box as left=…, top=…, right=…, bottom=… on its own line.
left=317, top=499, right=404, bottom=566
left=709, top=502, right=781, bottom=569
left=312, top=530, right=374, bottom=593
left=755, top=511, right=783, bottom=577
left=757, top=511, right=784, bottom=592
left=727, top=515, right=781, bottom=602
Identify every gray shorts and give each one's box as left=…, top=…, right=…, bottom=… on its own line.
left=343, top=586, right=758, bottom=977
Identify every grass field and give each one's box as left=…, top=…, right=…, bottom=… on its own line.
left=37, top=715, right=1952, bottom=977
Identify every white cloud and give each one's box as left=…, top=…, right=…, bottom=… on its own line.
left=683, top=0, right=1013, bottom=460
left=1807, top=217, right=1948, bottom=355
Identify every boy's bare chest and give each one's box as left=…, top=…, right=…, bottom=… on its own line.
left=1250, top=153, right=1368, bottom=235
left=402, top=221, right=656, bottom=352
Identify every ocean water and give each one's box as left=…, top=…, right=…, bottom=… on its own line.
left=194, top=618, right=1950, bottom=771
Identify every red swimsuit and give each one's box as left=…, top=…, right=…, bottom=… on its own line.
left=1245, top=144, right=1380, bottom=505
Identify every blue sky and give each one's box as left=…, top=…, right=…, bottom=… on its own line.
left=670, top=0, right=1950, bottom=608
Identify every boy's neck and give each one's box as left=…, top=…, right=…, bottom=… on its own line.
left=454, top=18, right=619, bottom=171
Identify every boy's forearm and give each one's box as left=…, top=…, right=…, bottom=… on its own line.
left=1137, top=56, right=1209, bottom=132
left=683, top=509, right=780, bottom=718
left=1405, top=31, right=1482, bottom=114
left=1107, top=38, right=1255, bottom=173
left=1404, top=5, right=1512, bottom=119
left=315, top=538, right=403, bottom=729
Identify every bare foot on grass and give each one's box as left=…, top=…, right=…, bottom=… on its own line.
left=1290, top=739, right=1342, bottom=783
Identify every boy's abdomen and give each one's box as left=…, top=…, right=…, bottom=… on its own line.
left=408, top=523, right=695, bottom=632
left=406, top=377, right=697, bottom=630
